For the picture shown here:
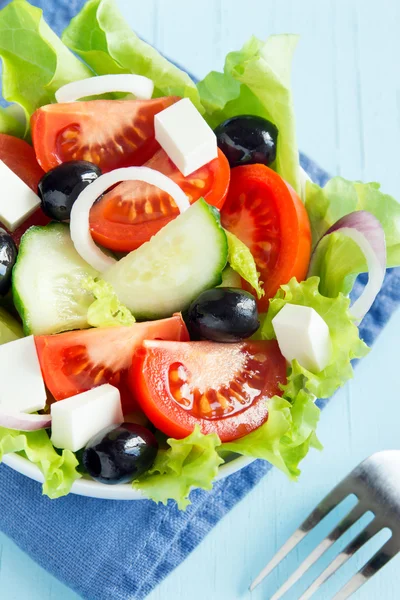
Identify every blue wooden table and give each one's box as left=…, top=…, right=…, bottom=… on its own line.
left=1, top=1, right=400, bottom=598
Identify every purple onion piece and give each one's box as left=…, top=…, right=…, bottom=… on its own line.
left=0, top=411, right=51, bottom=431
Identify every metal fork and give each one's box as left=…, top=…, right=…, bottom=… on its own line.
left=250, top=450, right=400, bottom=599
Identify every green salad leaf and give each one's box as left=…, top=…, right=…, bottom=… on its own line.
left=198, top=35, right=301, bottom=194
left=306, top=177, right=400, bottom=297
left=222, top=392, right=322, bottom=479
left=261, top=277, right=369, bottom=399
left=0, top=306, right=24, bottom=344
left=0, top=427, right=81, bottom=498
left=225, top=231, right=264, bottom=298
left=84, top=277, right=135, bottom=328
left=0, top=0, right=92, bottom=131
left=218, top=266, right=242, bottom=289
left=62, top=0, right=203, bottom=111
left=308, top=232, right=365, bottom=298
left=134, top=426, right=223, bottom=510
left=0, top=106, right=25, bottom=138
left=306, top=177, right=357, bottom=247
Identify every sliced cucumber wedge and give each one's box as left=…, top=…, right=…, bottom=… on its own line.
left=13, top=223, right=98, bottom=335
left=103, top=199, right=228, bottom=319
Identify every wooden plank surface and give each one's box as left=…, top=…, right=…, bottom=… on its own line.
left=0, top=1, right=399, bottom=598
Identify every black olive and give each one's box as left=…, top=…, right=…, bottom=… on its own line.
left=0, top=228, right=17, bottom=296
left=38, top=160, right=101, bottom=221
left=214, top=115, right=278, bottom=168
left=82, top=423, right=158, bottom=485
left=187, top=287, right=259, bottom=342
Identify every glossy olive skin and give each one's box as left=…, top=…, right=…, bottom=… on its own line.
left=187, top=287, right=259, bottom=342
left=38, top=160, right=101, bottom=221
left=0, top=228, right=17, bottom=296
left=82, top=423, right=158, bottom=485
left=214, top=115, right=278, bottom=168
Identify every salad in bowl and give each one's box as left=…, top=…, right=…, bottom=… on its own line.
left=0, top=0, right=399, bottom=509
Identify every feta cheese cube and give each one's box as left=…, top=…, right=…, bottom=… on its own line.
left=272, top=304, right=331, bottom=373
left=154, top=98, right=218, bottom=176
left=51, top=384, right=123, bottom=452
left=0, top=335, right=47, bottom=413
left=0, top=160, right=41, bottom=231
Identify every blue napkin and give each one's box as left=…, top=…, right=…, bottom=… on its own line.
left=0, top=2, right=399, bottom=599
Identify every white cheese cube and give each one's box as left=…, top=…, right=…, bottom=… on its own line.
left=272, top=304, right=331, bottom=373
left=154, top=98, right=218, bottom=176
left=51, top=384, right=123, bottom=452
left=0, top=160, right=41, bottom=231
left=0, top=335, right=46, bottom=413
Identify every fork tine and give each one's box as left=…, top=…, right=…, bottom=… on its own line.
left=249, top=528, right=307, bottom=592
left=250, top=484, right=351, bottom=591
left=333, top=537, right=399, bottom=600
left=299, top=519, right=383, bottom=600
left=268, top=503, right=366, bottom=600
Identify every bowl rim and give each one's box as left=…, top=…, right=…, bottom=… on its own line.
left=2, top=451, right=255, bottom=500
left=3, top=166, right=310, bottom=501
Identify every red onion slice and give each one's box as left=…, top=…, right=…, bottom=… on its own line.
left=310, top=210, right=386, bottom=321
left=0, top=411, right=51, bottom=431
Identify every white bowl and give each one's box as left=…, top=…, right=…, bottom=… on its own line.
left=3, top=167, right=310, bottom=501
left=3, top=450, right=255, bottom=500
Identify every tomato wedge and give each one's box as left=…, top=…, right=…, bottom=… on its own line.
left=221, top=164, right=312, bottom=310
left=89, top=148, right=230, bottom=252
left=130, top=339, right=286, bottom=442
left=0, top=134, right=50, bottom=243
left=35, top=315, right=189, bottom=415
left=31, top=97, right=179, bottom=173
left=0, top=133, right=44, bottom=191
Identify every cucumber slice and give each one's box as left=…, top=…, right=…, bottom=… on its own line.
left=13, top=223, right=98, bottom=335
left=103, top=199, right=228, bottom=319
left=0, top=307, right=23, bottom=344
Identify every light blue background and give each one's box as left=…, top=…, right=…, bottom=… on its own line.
left=1, top=1, right=399, bottom=599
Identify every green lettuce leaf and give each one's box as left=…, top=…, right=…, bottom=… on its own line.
left=0, top=427, right=81, bottom=498
left=308, top=232, right=365, bottom=298
left=84, top=277, right=135, bottom=328
left=0, top=306, right=24, bottom=344
left=222, top=392, right=322, bottom=479
left=218, top=266, right=242, bottom=289
left=0, top=106, right=25, bottom=138
left=197, top=35, right=301, bottom=193
left=62, top=0, right=203, bottom=111
left=0, top=0, right=92, bottom=131
left=134, top=426, right=223, bottom=510
left=306, top=177, right=400, bottom=296
left=225, top=230, right=264, bottom=298
left=261, top=277, right=369, bottom=399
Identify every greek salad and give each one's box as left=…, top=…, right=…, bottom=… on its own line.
left=0, top=0, right=399, bottom=509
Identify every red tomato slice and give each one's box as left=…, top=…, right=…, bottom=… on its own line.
left=130, top=339, right=286, bottom=442
left=0, top=134, right=50, bottom=244
left=89, top=148, right=230, bottom=252
left=221, top=164, right=312, bottom=310
left=0, top=133, right=44, bottom=191
left=31, top=97, right=179, bottom=173
left=35, top=314, right=189, bottom=415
